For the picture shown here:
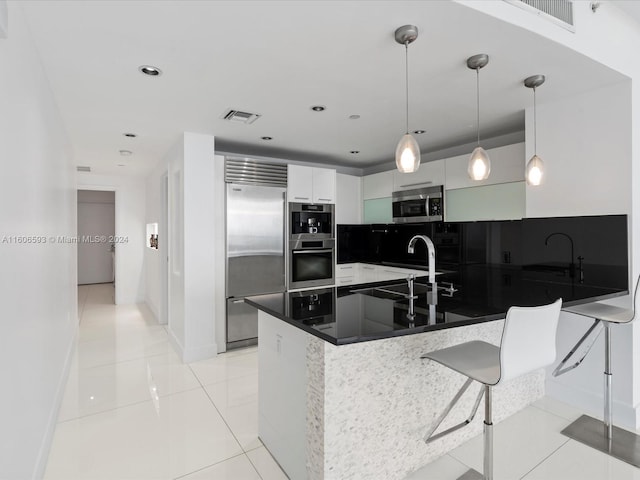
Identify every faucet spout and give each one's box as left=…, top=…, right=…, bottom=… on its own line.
left=408, top=234, right=436, bottom=285
left=545, top=232, right=575, bottom=277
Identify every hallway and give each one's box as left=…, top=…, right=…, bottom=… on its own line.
left=44, top=284, right=285, bottom=479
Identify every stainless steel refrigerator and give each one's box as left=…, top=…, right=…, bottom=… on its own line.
left=226, top=182, right=286, bottom=349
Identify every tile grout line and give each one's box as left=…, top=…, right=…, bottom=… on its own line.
left=186, top=363, right=266, bottom=479
left=171, top=451, right=253, bottom=480
left=518, top=437, right=572, bottom=479
left=55, top=385, right=204, bottom=425
left=188, top=364, right=252, bottom=452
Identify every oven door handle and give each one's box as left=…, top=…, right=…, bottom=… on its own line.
left=292, top=249, right=333, bottom=254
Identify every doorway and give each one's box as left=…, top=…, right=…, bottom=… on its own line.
left=77, top=190, right=116, bottom=301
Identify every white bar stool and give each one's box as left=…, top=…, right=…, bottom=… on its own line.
left=554, top=276, right=640, bottom=466
left=421, top=299, right=562, bottom=480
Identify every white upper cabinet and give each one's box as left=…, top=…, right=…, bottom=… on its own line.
left=392, top=159, right=446, bottom=192
left=287, top=164, right=336, bottom=204
left=312, top=167, right=336, bottom=204
left=363, top=171, right=394, bottom=200
left=444, top=143, right=525, bottom=190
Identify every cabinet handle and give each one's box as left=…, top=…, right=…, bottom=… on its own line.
left=398, top=181, right=433, bottom=188
left=339, top=266, right=353, bottom=270
left=232, top=299, right=245, bottom=304
left=317, top=198, right=332, bottom=202
left=294, top=196, right=310, bottom=200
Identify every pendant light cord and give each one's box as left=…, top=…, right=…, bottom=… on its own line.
left=405, top=42, right=409, bottom=135
left=533, top=86, right=537, bottom=155
left=476, top=67, right=480, bottom=146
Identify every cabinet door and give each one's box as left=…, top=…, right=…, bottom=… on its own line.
left=393, top=160, right=445, bottom=191
left=312, top=167, right=336, bottom=204
left=287, top=164, right=313, bottom=203
left=363, top=171, right=393, bottom=200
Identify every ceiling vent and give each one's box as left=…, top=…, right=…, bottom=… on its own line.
left=221, top=108, right=261, bottom=124
left=76, top=166, right=91, bottom=172
left=505, top=0, right=574, bottom=31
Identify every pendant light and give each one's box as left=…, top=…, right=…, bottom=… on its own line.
left=466, top=54, right=491, bottom=181
left=394, top=25, right=420, bottom=173
left=524, top=74, right=546, bottom=186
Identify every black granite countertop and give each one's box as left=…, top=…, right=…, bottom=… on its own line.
left=245, top=265, right=628, bottom=345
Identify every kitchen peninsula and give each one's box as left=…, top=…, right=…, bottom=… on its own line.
left=246, top=266, right=627, bottom=480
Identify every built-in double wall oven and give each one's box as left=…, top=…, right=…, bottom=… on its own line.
left=288, top=203, right=335, bottom=290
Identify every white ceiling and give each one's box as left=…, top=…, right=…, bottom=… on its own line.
left=21, top=0, right=627, bottom=176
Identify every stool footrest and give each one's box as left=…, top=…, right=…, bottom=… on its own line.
left=424, top=378, right=484, bottom=444
left=553, top=319, right=602, bottom=377
left=561, top=414, right=640, bottom=468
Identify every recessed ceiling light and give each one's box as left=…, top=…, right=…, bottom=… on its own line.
left=350, top=150, right=360, bottom=154
left=138, top=65, right=162, bottom=76
left=261, top=136, right=273, bottom=141
left=413, top=130, right=426, bottom=134
left=349, top=114, right=361, bottom=120
left=311, top=105, right=326, bottom=112
left=123, top=132, right=137, bottom=138
left=119, top=150, right=132, bottom=156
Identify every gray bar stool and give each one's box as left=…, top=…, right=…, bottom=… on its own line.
left=421, top=299, right=562, bottom=480
left=554, top=275, right=640, bottom=467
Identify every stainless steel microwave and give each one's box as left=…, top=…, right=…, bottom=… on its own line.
left=392, top=186, right=444, bottom=223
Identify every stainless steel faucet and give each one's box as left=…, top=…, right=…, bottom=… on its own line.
left=408, top=234, right=436, bottom=285
left=545, top=232, right=576, bottom=278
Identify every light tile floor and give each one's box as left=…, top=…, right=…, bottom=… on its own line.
left=45, top=283, right=640, bottom=480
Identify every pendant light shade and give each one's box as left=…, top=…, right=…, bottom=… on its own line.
left=394, top=25, right=420, bottom=173
left=396, top=134, right=421, bottom=173
left=468, top=146, right=491, bottom=180
left=525, top=154, right=544, bottom=186
left=524, top=74, right=546, bottom=186
left=467, top=54, right=490, bottom=181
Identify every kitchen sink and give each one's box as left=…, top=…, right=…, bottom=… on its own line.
left=351, top=282, right=432, bottom=300
left=351, top=280, right=458, bottom=301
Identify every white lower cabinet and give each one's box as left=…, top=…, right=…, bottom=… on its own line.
left=258, top=311, right=308, bottom=480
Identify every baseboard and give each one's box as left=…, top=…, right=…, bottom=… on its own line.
left=546, top=377, right=638, bottom=430
left=32, top=324, right=78, bottom=479
left=182, top=342, right=218, bottom=363
left=144, top=299, right=161, bottom=324
left=168, top=327, right=185, bottom=362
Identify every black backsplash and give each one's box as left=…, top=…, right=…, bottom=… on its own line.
left=337, top=215, right=628, bottom=288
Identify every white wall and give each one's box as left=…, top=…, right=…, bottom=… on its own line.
left=77, top=173, right=146, bottom=305
left=0, top=3, right=77, bottom=478
left=525, top=81, right=635, bottom=425
left=145, top=162, right=167, bottom=323
left=151, top=133, right=221, bottom=362
left=525, top=82, right=631, bottom=218
left=336, top=173, right=362, bottom=224
left=458, top=0, right=640, bottom=427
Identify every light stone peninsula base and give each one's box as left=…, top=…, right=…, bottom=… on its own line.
left=258, top=311, right=544, bottom=480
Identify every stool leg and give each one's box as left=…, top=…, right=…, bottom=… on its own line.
left=604, top=322, right=613, bottom=446
left=484, top=385, right=493, bottom=480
